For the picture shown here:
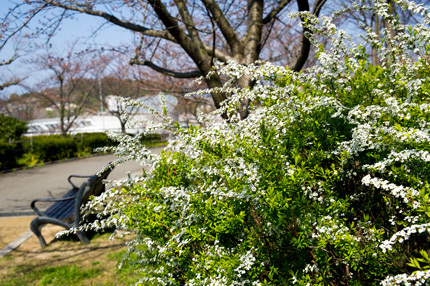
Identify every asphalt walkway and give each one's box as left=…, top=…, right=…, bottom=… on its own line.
left=0, top=146, right=164, bottom=216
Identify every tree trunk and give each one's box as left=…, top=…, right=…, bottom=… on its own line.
left=121, top=120, right=127, bottom=134
left=372, top=14, right=380, bottom=66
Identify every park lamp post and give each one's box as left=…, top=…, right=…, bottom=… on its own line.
left=99, top=78, right=105, bottom=131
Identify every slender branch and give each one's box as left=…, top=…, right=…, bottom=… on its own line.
left=262, top=0, right=292, bottom=24
left=261, top=15, right=276, bottom=50
left=204, top=4, right=216, bottom=65
left=0, top=4, right=48, bottom=50
left=313, top=0, right=327, bottom=17
left=174, top=0, right=200, bottom=41
left=0, top=78, right=21, bottom=91
left=0, top=55, right=18, bottom=66
left=42, top=0, right=175, bottom=41
left=200, top=0, right=242, bottom=55
left=202, top=44, right=235, bottom=62
left=130, top=58, right=202, bottom=78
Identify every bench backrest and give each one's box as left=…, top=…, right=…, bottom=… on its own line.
left=73, top=163, right=114, bottom=227
left=82, top=165, right=114, bottom=202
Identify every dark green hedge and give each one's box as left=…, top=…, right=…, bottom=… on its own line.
left=141, top=133, right=162, bottom=142
left=26, top=135, right=78, bottom=162
left=0, top=132, right=162, bottom=171
left=0, top=142, right=18, bottom=170
left=73, top=132, right=116, bottom=153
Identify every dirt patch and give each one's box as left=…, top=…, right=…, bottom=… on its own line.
left=0, top=216, right=36, bottom=249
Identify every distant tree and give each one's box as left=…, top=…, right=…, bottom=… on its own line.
left=32, top=45, right=110, bottom=137
left=100, top=52, right=208, bottom=132
left=102, top=77, right=142, bottom=134
left=0, top=92, right=42, bottom=122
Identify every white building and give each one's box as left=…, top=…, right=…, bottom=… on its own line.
left=25, top=94, right=181, bottom=136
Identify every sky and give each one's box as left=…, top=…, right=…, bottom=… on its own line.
left=0, top=0, right=136, bottom=95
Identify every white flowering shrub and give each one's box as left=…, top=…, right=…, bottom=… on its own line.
left=84, top=1, right=430, bottom=285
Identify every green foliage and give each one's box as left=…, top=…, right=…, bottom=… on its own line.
left=0, top=131, right=163, bottom=171
left=0, top=142, right=19, bottom=170
left=0, top=114, right=27, bottom=143
left=0, top=114, right=27, bottom=170
left=106, top=249, right=147, bottom=284
left=74, top=132, right=116, bottom=154
left=38, top=265, right=101, bottom=285
left=83, top=2, right=430, bottom=285
left=16, top=152, right=40, bottom=167
left=139, top=133, right=162, bottom=143
left=25, top=135, right=78, bottom=162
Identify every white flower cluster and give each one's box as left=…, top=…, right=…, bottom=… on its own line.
left=381, top=270, right=430, bottom=286
left=364, top=150, right=430, bottom=171
left=379, top=223, right=430, bottom=253
left=234, top=249, right=257, bottom=278
left=361, top=175, right=419, bottom=204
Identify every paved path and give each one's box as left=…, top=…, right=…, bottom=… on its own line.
left=0, top=146, right=164, bottom=216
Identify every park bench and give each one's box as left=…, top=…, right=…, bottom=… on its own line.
left=30, top=163, right=114, bottom=248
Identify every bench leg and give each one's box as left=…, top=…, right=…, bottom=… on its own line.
left=30, top=218, right=47, bottom=248
left=76, top=231, right=90, bottom=244
left=30, top=217, right=89, bottom=248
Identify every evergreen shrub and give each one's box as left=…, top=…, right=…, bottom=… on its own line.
left=0, top=142, right=18, bottom=170
left=139, top=133, right=162, bottom=143
left=82, top=1, right=430, bottom=285
left=0, top=114, right=27, bottom=143
left=74, top=132, right=116, bottom=154
left=28, top=135, right=78, bottom=162
left=0, top=114, right=27, bottom=170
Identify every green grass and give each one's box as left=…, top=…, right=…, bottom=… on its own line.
left=3, top=265, right=101, bottom=286
left=1, top=245, right=144, bottom=286
left=106, top=249, right=145, bottom=285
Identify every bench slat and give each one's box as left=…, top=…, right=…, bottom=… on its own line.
left=44, top=189, right=78, bottom=221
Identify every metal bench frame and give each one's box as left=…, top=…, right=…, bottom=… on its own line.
left=30, top=163, right=114, bottom=247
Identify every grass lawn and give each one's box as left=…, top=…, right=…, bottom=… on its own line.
left=0, top=232, right=145, bottom=286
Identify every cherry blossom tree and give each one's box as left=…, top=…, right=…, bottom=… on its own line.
left=2, top=0, right=329, bottom=119
left=32, top=45, right=110, bottom=136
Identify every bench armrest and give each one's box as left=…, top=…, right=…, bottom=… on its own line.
left=31, top=196, right=76, bottom=217
left=68, top=175, right=92, bottom=189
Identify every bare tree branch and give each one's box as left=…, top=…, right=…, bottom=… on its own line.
left=147, top=0, right=191, bottom=46
left=43, top=0, right=176, bottom=41
left=0, top=55, right=18, bottom=66
left=130, top=58, right=202, bottom=78
left=174, top=0, right=200, bottom=41
left=0, top=4, right=48, bottom=50
left=313, top=0, right=327, bottom=17
left=202, top=44, right=235, bottom=62
left=0, top=78, right=21, bottom=91
left=263, top=0, right=292, bottom=24
left=201, top=0, right=243, bottom=55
